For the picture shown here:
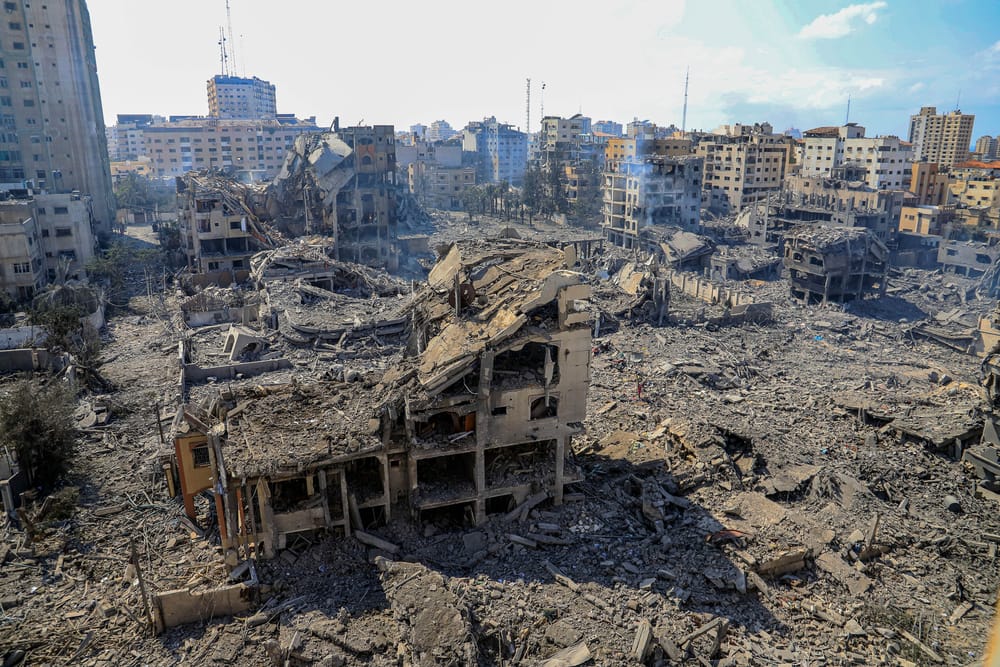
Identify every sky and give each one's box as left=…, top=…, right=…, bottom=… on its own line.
left=87, top=0, right=1000, bottom=140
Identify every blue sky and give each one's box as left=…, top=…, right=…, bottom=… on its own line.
left=88, top=0, right=1000, bottom=141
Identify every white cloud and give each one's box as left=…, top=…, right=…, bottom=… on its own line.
left=797, top=2, right=887, bottom=40
left=908, top=82, right=925, bottom=94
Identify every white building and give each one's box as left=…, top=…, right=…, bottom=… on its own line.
left=207, top=75, right=277, bottom=120
left=800, top=124, right=911, bottom=191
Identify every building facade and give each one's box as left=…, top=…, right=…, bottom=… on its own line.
left=462, top=117, right=528, bottom=186
left=974, top=135, right=999, bottom=160
left=696, top=128, right=791, bottom=214
left=207, top=75, right=277, bottom=120
left=602, top=154, right=703, bottom=249
left=139, top=116, right=320, bottom=181
left=0, top=0, right=115, bottom=232
left=0, top=191, right=95, bottom=298
left=799, top=124, right=911, bottom=191
left=908, top=107, right=975, bottom=167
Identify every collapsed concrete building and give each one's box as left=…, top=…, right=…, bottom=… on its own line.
left=783, top=227, right=888, bottom=303
left=176, top=173, right=281, bottom=277
left=169, top=240, right=592, bottom=562
left=267, top=124, right=399, bottom=271
left=737, top=168, right=907, bottom=246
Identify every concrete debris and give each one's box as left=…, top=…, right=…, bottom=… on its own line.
left=3, top=207, right=1000, bottom=666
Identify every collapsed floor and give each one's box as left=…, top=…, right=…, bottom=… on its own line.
left=1, top=217, right=999, bottom=666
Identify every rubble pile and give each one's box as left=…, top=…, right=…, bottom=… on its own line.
left=1, top=213, right=999, bottom=666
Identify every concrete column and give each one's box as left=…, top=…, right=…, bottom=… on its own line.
left=554, top=435, right=566, bottom=506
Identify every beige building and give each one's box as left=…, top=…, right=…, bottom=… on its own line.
left=141, top=117, right=320, bottom=181
left=603, top=154, right=703, bottom=249
left=696, top=128, right=791, bottom=214
left=909, top=161, right=951, bottom=206
left=604, top=138, right=692, bottom=166
left=0, top=212, right=42, bottom=300
left=800, top=124, right=911, bottom=190
left=207, top=75, right=277, bottom=120
left=0, top=192, right=97, bottom=297
left=898, top=205, right=955, bottom=236
left=975, top=135, right=999, bottom=160
left=908, top=107, right=975, bottom=167
left=409, top=163, right=475, bottom=210
left=0, top=0, right=116, bottom=232
left=177, top=174, right=257, bottom=275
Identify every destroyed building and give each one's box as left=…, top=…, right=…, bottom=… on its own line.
left=170, top=240, right=592, bottom=561
left=176, top=173, right=275, bottom=277
left=783, top=226, right=888, bottom=303
left=738, top=169, right=906, bottom=245
left=267, top=124, right=400, bottom=271
left=602, top=154, right=703, bottom=250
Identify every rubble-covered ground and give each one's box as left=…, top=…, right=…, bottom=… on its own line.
left=1, top=216, right=998, bottom=666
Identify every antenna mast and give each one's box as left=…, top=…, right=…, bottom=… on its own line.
left=540, top=82, right=546, bottom=121
left=218, top=26, right=229, bottom=75
left=526, top=78, right=531, bottom=135
left=681, top=66, right=689, bottom=133
left=225, top=0, right=238, bottom=76
left=845, top=95, right=851, bottom=124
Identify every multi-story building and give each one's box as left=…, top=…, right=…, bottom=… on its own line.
left=908, top=106, right=975, bottom=167
left=462, top=117, right=528, bottom=186
left=539, top=114, right=589, bottom=165
left=898, top=204, right=955, bottom=236
left=605, top=138, right=692, bottom=166
left=0, top=191, right=95, bottom=298
left=910, top=161, right=951, bottom=206
left=409, top=163, right=476, bottom=210
left=106, top=114, right=162, bottom=161
left=602, top=154, right=703, bottom=249
left=426, top=120, right=457, bottom=143
left=176, top=173, right=257, bottom=275
left=592, top=120, right=623, bottom=137
left=0, top=0, right=115, bottom=233
left=696, top=125, right=791, bottom=214
left=0, top=209, right=42, bottom=300
left=140, top=116, right=320, bottom=181
left=741, top=167, right=906, bottom=244
left=799, top=124, right=911, bottom=190
left=975, top=135, right=999, bottom=160
left=207, top=75, right=277, bottom=120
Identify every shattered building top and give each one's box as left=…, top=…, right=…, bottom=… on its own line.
left=786, top=226, right=887, bottom=255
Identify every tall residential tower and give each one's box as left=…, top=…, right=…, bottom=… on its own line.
left=0, top=0, right=115, bottom=232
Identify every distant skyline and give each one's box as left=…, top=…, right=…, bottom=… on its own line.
left=89, top=0, right=1000, bottom=141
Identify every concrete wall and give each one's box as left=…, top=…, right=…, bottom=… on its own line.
left=0, top=348, right=69, bottom=373
left=183, top=358, right=292, bottom=382
left=153, top=583, right=253, bottom=632
left=668, top=271, right=756, bottom=308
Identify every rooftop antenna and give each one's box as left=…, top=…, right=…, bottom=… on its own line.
left=225, top=0, right=238, bottom=76
left=956, top=89, right=961, bottom=111
left=540, top=82, right=546, bottom=121
left=525, top=78, right=531, bottom=134
left=217, top=26, right=229, bottom=76
left=845, top=95, right=851, bottom=124
left=681, top=66, right=689, bottom=133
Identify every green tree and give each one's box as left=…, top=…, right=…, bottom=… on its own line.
left=0, top=379, right=76, bottom=488
left=545, top=161, right=568, bottom=215
left=521, top=165, right=545, bottom=222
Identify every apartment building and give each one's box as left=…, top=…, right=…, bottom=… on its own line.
left=602, top=154, right=703, bottom=250
left=592, top=120, right=623, bottom=137
left=207, top=75, right=277, bottom=120
left=799, top=124, right=911, bottom=191
left=462, top=117, right=528, bottom=185
left=0, top=210, right=42, bottom=300
left=696, top=126, right=791, bottom=214
left=426, top=120, right=457, bottom=143
left=908, top=107, right=975, bottom=167
left=0, top=0, right=115, bottom=232
left=975, top=135, right=999, bottom=160
left=176, top=173, right=257, bottom=275
left=0, top=190, right=95, bottom=298
left=409, top=162, right=475, bottom=210
left=605, top=138, right=692, bottom=167
left=909, top=161, right=951, bottom=206
left=140, top=116, right=320, bottom=181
